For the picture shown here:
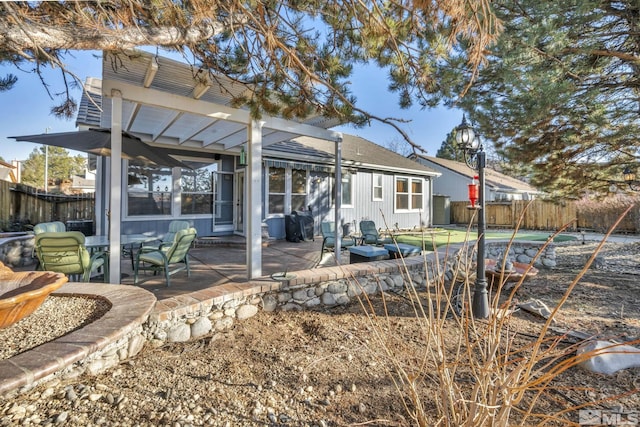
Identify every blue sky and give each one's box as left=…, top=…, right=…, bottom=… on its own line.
left=0, top=50, right=463, bottom=162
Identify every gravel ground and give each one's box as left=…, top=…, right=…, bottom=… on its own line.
left=0, top=296, right=111, bottom=360
left=1, top=241, right=639, bottom=426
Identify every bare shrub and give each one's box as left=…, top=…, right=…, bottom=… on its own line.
left=352, top=206, right=637, bottom=426
left=575, top=193, right=640, bottom=233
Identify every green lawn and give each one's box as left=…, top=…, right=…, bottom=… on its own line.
left=395, top=228, right=577, bottom=251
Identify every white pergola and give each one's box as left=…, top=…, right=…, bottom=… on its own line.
left=97, top=51, right=343, bottom=283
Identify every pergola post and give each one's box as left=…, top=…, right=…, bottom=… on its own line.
left=108, top=90, right=123, bottom=284
left=247, top=120, right=263, bottom=279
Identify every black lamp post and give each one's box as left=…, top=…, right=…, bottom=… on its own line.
left=455, top=115, right=490, bottom=319
left=623, top=166, right=640, bottom=191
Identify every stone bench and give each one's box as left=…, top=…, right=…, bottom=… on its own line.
left=348, top=245, right=389, bottom=263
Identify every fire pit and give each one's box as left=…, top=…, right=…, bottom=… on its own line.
left=0, top=262, right=68, bottom=329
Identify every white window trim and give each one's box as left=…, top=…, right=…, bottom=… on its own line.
left=291, top=169, right=309, bottom=212
left=124, top=160, right=175, bottom=218
left=372, top=173, right=383, bottom=201
left=394, top=176, right=424, bottom=213
left=267, top=166, right=287, bottom=215
left=341, top=173, right=354, bottom=208
left=267, top=167, right=309, bottom=215
left=179, top=163, right=227, bottom=218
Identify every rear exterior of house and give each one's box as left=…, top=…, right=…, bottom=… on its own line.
left=262, top=136, right=440, bottom=239
left=77, top=78, right=439, bottom=240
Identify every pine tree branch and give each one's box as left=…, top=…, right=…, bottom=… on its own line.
left=0, top=21, right=227, bottom=57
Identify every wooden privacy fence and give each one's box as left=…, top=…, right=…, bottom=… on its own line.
left=0, top=181, right=94, bottom=231
left=450, top=199, right=580, bottom=231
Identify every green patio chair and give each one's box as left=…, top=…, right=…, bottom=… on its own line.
left=321, top=222, right=356, bottom=254
left=159, top=220, right=191, bottom=249
left=137, top=220, right=191, bottom=255
left=359, top=220, right=394, bottom=246
left=134, top=227, right=197, bottom=287
left=34, top=231, right=108, bottom=282
left=34, top=221, right=66, bottom=234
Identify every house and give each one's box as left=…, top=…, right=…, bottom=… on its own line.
left=263, top=136, right=440, bottom=239
left=410, top=154, right=542, bottom=202
left=76, top=78, right=439, bottom=242
left=0, top=160, right=18, bottom=183
left=69, top=170, right=96, bottom=194
left=65, top=50, right=440, bottom=281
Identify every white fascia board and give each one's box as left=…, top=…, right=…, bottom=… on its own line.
left=102, top=79, right=343, bottom=143
left=353, top=163, right=441, bottom=177
left=102, top=79, right=250, bottom=124
left=260, top=116, right=343, bottom=142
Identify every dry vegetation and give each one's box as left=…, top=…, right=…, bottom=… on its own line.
left=1, top=237, right=640, bottom=426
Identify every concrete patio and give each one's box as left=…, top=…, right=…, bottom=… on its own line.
left=117, top=235, right=350, bottom=301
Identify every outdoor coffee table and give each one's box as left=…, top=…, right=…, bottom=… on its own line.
left=348, top=246, right=389, bottom=263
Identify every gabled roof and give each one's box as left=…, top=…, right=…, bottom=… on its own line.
left=411, top=154, right=540, bottom=193
left=78, top=50, right=342, bottom=156
left=266, top=135, right=440, bottom=177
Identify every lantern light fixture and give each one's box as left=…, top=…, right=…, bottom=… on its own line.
left=623, top=166, right=640, bottom=190
left=454, top=115, right=489, bottom=319
left=238, top=146, right=247, bottom=167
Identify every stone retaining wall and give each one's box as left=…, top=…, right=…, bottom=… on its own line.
left=0, top=234, right=36, bottom=268
left=143, top=256, right=432, bottom=345
left=142, top=240, right=553, bottom=345
left=485, top=240, right=556, bottom=268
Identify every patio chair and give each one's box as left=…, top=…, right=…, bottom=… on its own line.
left=34, top=231, right=108, bottom=282
left=159, top=220, right=191, bottom=249
left=134, top=227, right=197, bottom=287
left=33, top=222, right=68, bottom=268
left=321, top=222, right=356, bottom=254
left=137, top=220, right=191, bottom=255
left=359, top=220, right=394, bottom=246
left=34, top=221, right=66, bottom=234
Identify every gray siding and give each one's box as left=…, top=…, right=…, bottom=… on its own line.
left=320, top=171, right=432, bottom=232
left=263, top=170, right=433, bottom=240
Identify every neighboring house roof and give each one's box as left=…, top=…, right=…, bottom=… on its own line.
left=71, top=175, right=96, bottom=190
left=266, top=135, right=440, bottom=177
left=411, top=154, right=540, bottom=194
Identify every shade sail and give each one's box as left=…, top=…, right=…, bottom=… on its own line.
left=11, top=128, right=190, bottom=169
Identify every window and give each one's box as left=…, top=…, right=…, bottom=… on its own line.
left=341, top=173, right=353, bottom=206
left=268, top=167, right=286, bottom=214
left=395, top=176, right=424, bottom=212
left=329, top=172, right=354, bottom=207
left=372, top=174, right=383, bottom=201
left=291, top=169, right=307, bottom=211
left=127, top=165, right=173, bottom=216
left=181, top=164, right=217, bottom=215
left=268, top=167, right=308, bottom=214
